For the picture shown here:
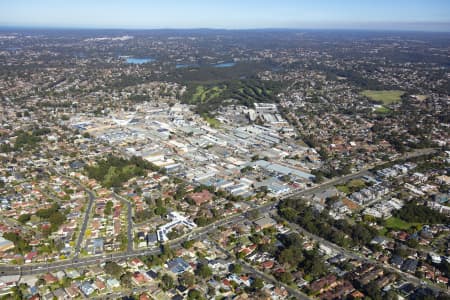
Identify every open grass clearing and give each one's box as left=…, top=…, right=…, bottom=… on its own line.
left=385, top=217, right=421, bottom=231
left=202, top=115, right=221, bottom=128
left=362, top=90, right=404, bottom=105
left=374, top=105, right=392, bottom=114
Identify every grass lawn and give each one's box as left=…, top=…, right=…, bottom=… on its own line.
left=192, top=85, right=205, bottom=102
left=361, top=90, right=404, bottom=105
left=385, top=217, right=421, bottom=231
left=336, top=185, right=350, bottom=194
left=203, top=115, right=221, bottom=128
left=336, top=179, right=365, bottom=195
left=348, top=179, right=366, bottom=190
left=414, top=94, right=428, bottom=101
left=374, top=106, right=392, bottom=114
left=239, top=235, right=251, bottom=245
left=378, top=227, right=388, bottom=236
left=191, top=85, right=226, bottom=103
left=209, top=86, right=224, bottom=99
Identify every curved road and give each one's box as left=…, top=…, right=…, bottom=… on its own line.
left=0, top=148, right=438, bottom=279
left=113, top=193, right=134, bottom=252
left=213, top=241, right=312, bottom=300
left=74, top=189, right=95, bottom=258
left=281, top=215, right=448, bottom=294
left=51, top=170, right=96, bottom=258
left=58, top=175, right=96, bottom=258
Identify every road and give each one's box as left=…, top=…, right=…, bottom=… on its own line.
left=51, top=169, right=97, bottom=258
left=0, top=205, right=265, bottom=276
left=0, top=216, right=33, bottom=236
left=280, top=147, right=436, bottom=202
left=54, top=173, right=95, bottom=258
left=279, top=214, right=448, bottom=294
left=113, top=193, right=134, bottom=252
left=213, top=241, right=312, bottom=300
left=0, top=217, right=228, bottom=276
left=74, top=189, right=95, bottom=258
left=0, top=148, right=437, bottom=278
left=241, top=263, right=311, bottom=300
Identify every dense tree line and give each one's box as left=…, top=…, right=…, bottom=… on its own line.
left=273, top=233, right=327, bottom=283
left=13, top=130, right=42, bottom=151
left=393, top=203, right=450, bottom=224
left=104, top=200, right=113, bottom=215
left=31, top=127, right=51, bottom=136
left=279, top=198, right=377, bottom=248
left=18, top=203, right=67, bottom=233
left=0, top=127, right=51, bottom=153
left=133, top=209, right=154, bottom=223
left=2, top=232, right=30, bottom=254
left=166, top=61, right=274, bottom=84
left=85, top=155, right=160, bottom=188
left=311, top=164, right=352, bottom=182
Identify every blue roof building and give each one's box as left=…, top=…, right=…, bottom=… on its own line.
left=167, top=258, right=190, bottom=274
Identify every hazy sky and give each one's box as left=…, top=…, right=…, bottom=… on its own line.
left=1, top=0, right=449, bottom=31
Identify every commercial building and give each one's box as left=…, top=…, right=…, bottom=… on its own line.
left=157, top=212, right=197, bottom=242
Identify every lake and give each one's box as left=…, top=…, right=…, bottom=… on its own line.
left=213, top=62, right=236, bottom=68
left=125, top=57, right=155, bottom=64
left=176, top=63, right=198, bottom=69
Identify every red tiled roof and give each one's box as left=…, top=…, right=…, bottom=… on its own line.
left=222, top=279, right=231, bottom=286
left=189, top=190, right=214, bottom=206
left=261, top=260, right=274, bottom=269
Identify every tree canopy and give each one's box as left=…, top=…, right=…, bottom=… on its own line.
left=393, top=203, right=449, bottom=224
left=104, top=261, right=124, bottom=279
left=85, top=155, right=160, bottom=188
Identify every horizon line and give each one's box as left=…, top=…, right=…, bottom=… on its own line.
left=1, top=24, right=450, bottom=34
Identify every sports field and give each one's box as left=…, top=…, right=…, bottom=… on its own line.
left=361, top=90, right=404, bottom=104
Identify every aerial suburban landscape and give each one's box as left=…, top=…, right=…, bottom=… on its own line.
left=0, top=1, right=449, bottom=300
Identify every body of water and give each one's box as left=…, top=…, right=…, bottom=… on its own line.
left=176, top=63, right=198, bottom=69
left=174, top=62, right=235, bottom=68
left=213, top=62, right=236, bottom=68
left=125, top=57, right=155, bottom=64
